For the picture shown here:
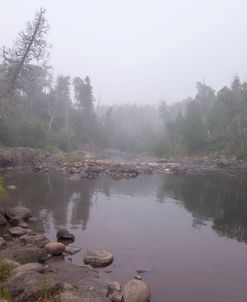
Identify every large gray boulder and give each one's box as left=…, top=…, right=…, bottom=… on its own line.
left=83, top=250, right=113, bottom=267
left=123, top=279, right=151, bottom=302
left=7, top=271, right=61, bottom=302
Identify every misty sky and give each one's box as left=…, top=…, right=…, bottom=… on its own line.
left=1, top=0, right=247, bottom=105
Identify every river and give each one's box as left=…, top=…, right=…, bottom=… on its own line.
left=2, top=171, right=247, bottom=302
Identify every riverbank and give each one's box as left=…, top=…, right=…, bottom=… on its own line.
left=0, top=147, right=247, bottom=178
left=0, top=205, right=151, bottom=302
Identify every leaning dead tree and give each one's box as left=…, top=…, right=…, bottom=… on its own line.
left=0, top=8, right=49, bottom=119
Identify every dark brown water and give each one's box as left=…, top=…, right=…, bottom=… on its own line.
left=2, top=172, right=247, bottom=302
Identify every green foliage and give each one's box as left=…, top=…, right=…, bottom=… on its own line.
left=47, top=132, right=75, bottom=152
left=16, top=118, right=48, bottom=148
left=63, top=151, right=85, bottom=164
left=39, top=281, right=52, bottom=301
left=0, top=286, right=11, bottom=302
left=0, top=262, right=12, bottom=282
left=158, top=77, right=247, bottom=158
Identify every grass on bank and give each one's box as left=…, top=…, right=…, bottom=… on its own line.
left=38, top=281, right=53, bottom=302
left=0, top=262, right=12, bottom=282
left=0, top=286, right=11, bottom=302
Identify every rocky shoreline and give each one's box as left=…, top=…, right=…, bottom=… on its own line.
left=0, top=206, right=151, bottom=302
left=1, top=147, right=247, bottom=179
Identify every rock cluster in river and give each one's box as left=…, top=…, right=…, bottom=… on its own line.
left=0, top=205, right=151, bottom=301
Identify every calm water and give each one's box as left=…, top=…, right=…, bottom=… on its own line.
left=2, top=172, right=247, bottom=302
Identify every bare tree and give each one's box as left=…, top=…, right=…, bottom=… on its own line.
left=0, top=8, right=49, bottom=118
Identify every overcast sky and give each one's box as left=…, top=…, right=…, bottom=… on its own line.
left=1, top=0, right=247, bottom=105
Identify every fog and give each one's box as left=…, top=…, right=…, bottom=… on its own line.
left=1, top=0, right=247, bottom=104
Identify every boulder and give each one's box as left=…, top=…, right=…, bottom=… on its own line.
left=8, top=226, right=27, bottom=236
left=7, top=271, right=61, bottom=302
left=20, top=233, right=49, bottom=248
left=64, top=244, right=81, bottom=255
left=57, top=229, right=75, bottom=241
left=0, top=214, right=7, bottom=226
left=5, top=206, right=32, bottom=220
left=123, top=279, right=151, bottom=302
left=13, top=262, right=45, bottom=274
left=83, top=250, right=113, bottom=267
left=44, top=242, right=65, bottom=256
left=13, top=247, right=49, bottom=263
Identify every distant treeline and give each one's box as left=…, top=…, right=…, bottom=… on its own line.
left=159, top=77, right=247, bottom=158
left=1, top=9, right=247, bottom=158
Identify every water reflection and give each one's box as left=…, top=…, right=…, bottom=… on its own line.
left=3, top=172, right=247, bottom=244
left=3, top=172, right=247, bottom=302
left=3, top=173, right=95, bottom=230
left=158, top=172, right=247, bottom=243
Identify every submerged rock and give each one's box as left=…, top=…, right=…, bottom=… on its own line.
left=123, top=279, right=151, bottom=302
left=45, top=242, right=65, bottom=256
left=84, top=250, right=113, bottom=267
left=64, top=244, right=81, bottom=255
left=57, top=229, right=75, bottom=241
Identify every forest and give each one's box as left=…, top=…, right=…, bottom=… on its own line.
left=1, top=8, right=247, bottom=159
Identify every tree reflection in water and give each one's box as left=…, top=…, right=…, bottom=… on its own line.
left=157, top=172, right=247, bottom=243
left=3, top=173, right=95, bottom=230
left=3, top=172, right=247, bottom=244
